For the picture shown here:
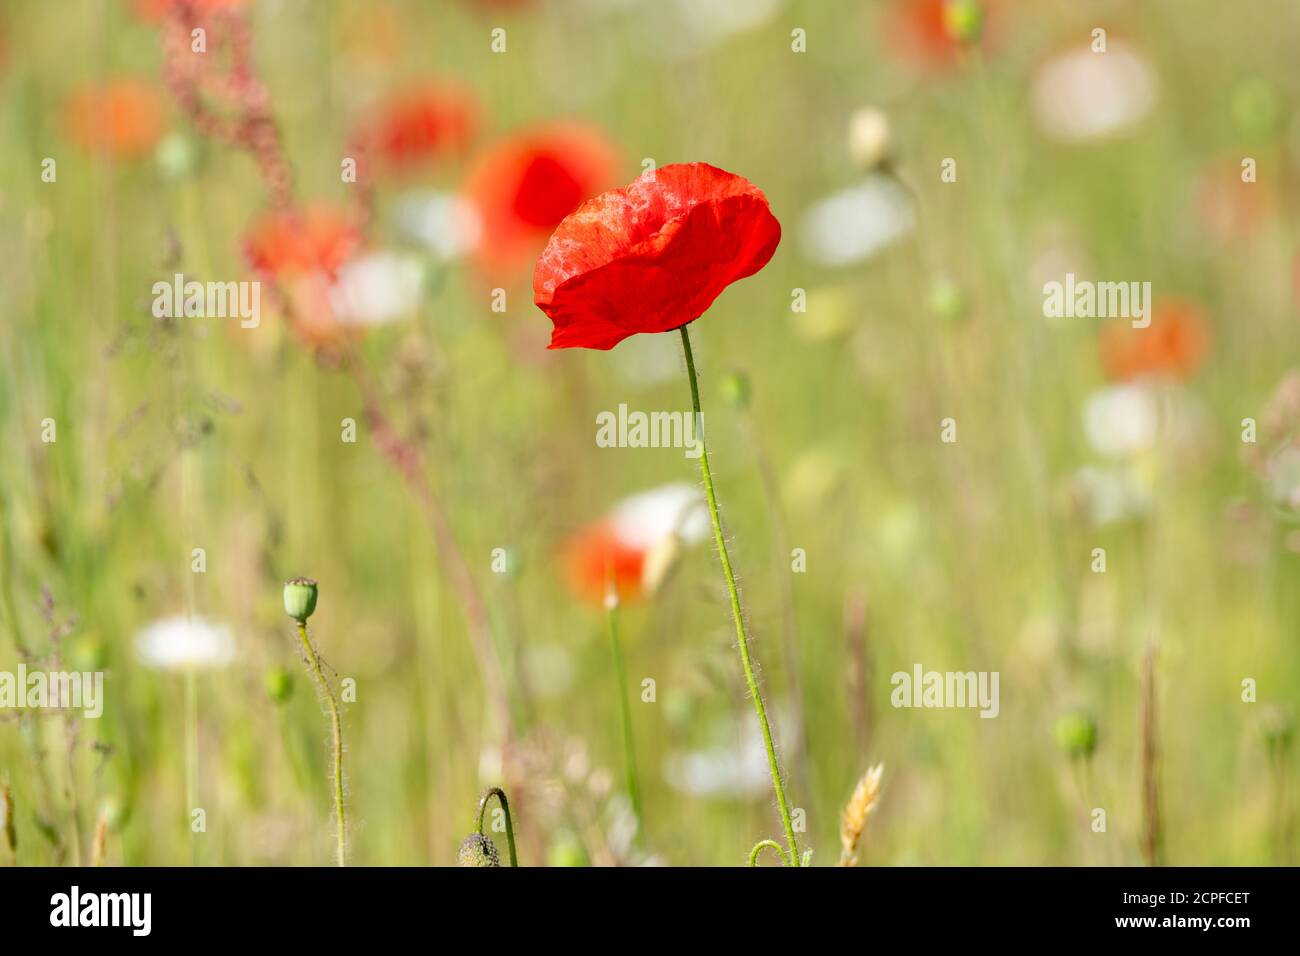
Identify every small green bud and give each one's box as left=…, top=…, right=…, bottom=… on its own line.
left=1232, top=78, right=1281, bottom=139
left=155, top=132, right=198, bottom=180
left=929, top=278, right=968, bottom=323
left=283, top=577, right=318, bottom=623
left=720, top=371, right=751, bottom=410
left=457, top=833, right=501, bottom=867
left=71, top=634, right=109, bottom=671
left=1055, top=711, right=1098, bottom=760
left=265, top=667, right=294, bottom=704
left=99, top=796, right=129, bottom=833
left=942, top=0, right=984, bottom=45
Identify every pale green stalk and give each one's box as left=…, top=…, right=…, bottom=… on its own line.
left=296, top=622, right=346, bottom=866
left=679, top=325, right=800, bottom=866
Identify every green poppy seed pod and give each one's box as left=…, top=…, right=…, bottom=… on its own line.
left=941, top=0, right=984, bottom=45
left=1054, top=711, right=1098, bottom=760
left=720, top=371, right=751, bottom=410
left=265, top=667, right=294, bottom=704
left=457, top=833, right=501, bottom=867
left=283, top=577, right=318, bottom=623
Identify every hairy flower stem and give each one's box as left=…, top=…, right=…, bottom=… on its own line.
left=679, top=325, right=800, bottom=866
left=748, top=839, right=793, bottom=867
left=296, top=622, right=346, bottom=866
left=605, top=591, right=642, bottom=835
left=475, top=787, right=518, bottom=866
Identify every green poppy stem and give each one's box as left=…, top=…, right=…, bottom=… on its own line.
left=475, top=787, right=518, bottom=866
left=679, top=324, right=800, bottom=866
left=296, top=621, right=346, bottom=866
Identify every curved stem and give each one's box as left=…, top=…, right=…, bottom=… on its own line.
left=748, top=839, right=792, bottom=867
left=679, top=325, right=800, bottom=867
left=296, top=622, right=346, bottom=866
left=476, top=787, right=518, bottom=867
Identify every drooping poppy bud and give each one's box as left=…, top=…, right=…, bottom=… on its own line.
left=457, top=833, right=501, bottom=867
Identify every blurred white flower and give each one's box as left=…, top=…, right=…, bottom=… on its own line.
left=608, top=483, right=710, bottom=551
left=663, top=718, right=775, bottom=799
left=328, top=251, right=424, bottom=326
left=1266, top=446, right=1300, bottom=510
left=135, top=615, right=234, bottom=671
left=801, top=175, right=915, bottom=267
left=1084, top=384, right=1158, bottom=457
left=393, top=190, right=481, bottom=260
left=1031, top=41, right=1158, bottom=143
left=1069, top=465, right=1153, bottom=525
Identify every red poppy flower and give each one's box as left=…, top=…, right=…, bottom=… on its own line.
left=562, top=484, right=709, bottom=605
left=353, top=83, right=476, bottom=175
left=1098, top=298, right=1211, bottom=383
left=463, top=122, right=618, bottom=276
left=533, top=163, right=781, bottom=350
left=243, top=205, right=360, bottom=280
left=64, top=79, right=165, bottom=157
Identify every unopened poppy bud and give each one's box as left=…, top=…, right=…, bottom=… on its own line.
left=720, top=371, right=751, bottom=410
left=457, top=833, right=501, bottom=867
left=941, top=0, right=984, bottom=45
left=265, top=667, right=294, bottom=704
left=1054, top=711, right=1098, bottom=759
left=283, top=577, right=318, bottom=623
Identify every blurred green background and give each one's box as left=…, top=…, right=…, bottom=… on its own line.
left=0, top=0, right=1297, bottom=865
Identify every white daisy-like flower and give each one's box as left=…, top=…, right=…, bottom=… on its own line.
left=1031, top=40, right=1158, bottom=143
left=1084, top=383, right=1159, bottom=457
left=135, top=615, right=235, bottom=671
left=328, top=251, right=424, bottom=327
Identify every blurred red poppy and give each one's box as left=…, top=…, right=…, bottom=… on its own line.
left=463, top=123, right=618, bottom=276
left=353, top=83, right=477, bottom=175
left=64, top=79, right=165, bottom=157
left=243, top=205, right=360, bottom=280
left=564, top=522, right=647, bottom=605
left=534, top=163, right=781, bottom=350
left=883, top=0, right=998, bottom=71
left=1098, top=298, right=1211, bottom=383
left=1196, top=160, right=1273, bottom=243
